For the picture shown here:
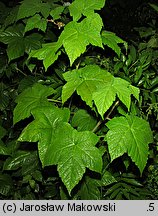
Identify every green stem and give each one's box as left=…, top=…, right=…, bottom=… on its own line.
left=15, top=67, right=27, bottom=76
left=48, top=99, right=62, bottom=103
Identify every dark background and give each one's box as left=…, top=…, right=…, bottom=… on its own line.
left=1, top=0, right=158, bottom=40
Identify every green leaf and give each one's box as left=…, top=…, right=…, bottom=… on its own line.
left=50, top=6, right=65, bottom=20
left=60, top=14, right=103, bottom=65
left=21, top=152, right=39, bottom=176
left=7, top=39, right=25, bottom=61
left=29, top=14, right=103, bottom=67
left=71, top=109, right=97, bottom=131
left=0, top=174, right=13, bottom=196
left=69, top=0, right=105, bottom=21
left=93, top=77, right=139, bottom=118
left=0, top=143, right=10, bottom=156
left=18, top=76, right=39, bottom=92
left=0, top=26, right=42, bottom=60
left=101, top=171, right=117, bottom=186
left=17, top=0, right=41, bottom=20
left=60, top=186, right=70, bottom=200
left=25, top=14, right=47, bottom=33
left=134, top=27, right=155, bottom=38
left=0, top=26, right=25, bottom=61
left=149, top=3, right=158, bottom=13
left=0, top=126, right=10, bottom=155
left=18, top=106, right=70, bottom=165
left=0, top=83, right=10, bottom=111
left=4, top=6, right=19, bottom=27
left=45, top=123, right=102, bottom=194
left=17, top=0, right=51, bottom=20
left=77, top=176, right=101, bottom=200
left=24, top=33, right=42, bottom=53
left=18, top=106, right=101, bottom=194
left=0, top=125, right=6, bottom=141
left=102, top=30, right=127, bottom=56
left=3, top=151, right=31, bottom=170
left=93, top=78, right=116, bottom=118
left=62, top=65, right=139, bottom=117
left=106, top=115, right=153, bottom=174
left=113, top=78, right=138, bottom=109
left=62, top=65, right=109, bottom=106
left=0, top=2, right=9, bottom=24
left=13, top=83, right=55, bottom=124
left=29, top=42, right=61, bottom=70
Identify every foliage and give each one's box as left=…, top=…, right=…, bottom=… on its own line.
left=0, top=0, right=157, bottom=199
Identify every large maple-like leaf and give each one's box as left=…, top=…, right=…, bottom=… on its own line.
left=69, top=0, right=105, bottom=21
left=93, top=77, right=140, bottom=117
left=44, top=123, right=102, bottom=194
left=62, top=65, right=111, bottom=106
left=13, top=83, right=55, bottom=124
left=28, top=14, right=103, bottom=68
left=60, top=14, right=103, bottom=65
left=0, top=26, right=25, bottom=61
left=18, top=106, right=70, bottom=163
left=0, top=26, right=42, bottom=61
left=18, top=106, right=102, bottom=194
left=106, top=115, right=153, bottom=174
left=62, top=65, right=140, bottom=117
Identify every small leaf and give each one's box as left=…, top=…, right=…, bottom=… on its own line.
left=0, top=25, right=26, bottom=61
left=7, top=39, right=25, bottom=61
left=102, top=30, right=127, bottom=56
left=101, top=171, right=117, bottom=186
left=0, top=125, right=6, bottom=140
left=106, top=115, right=153, bottom=174
left=77, top=176, right=101, bottom=200
left=71, top=109, right=97, bottom=131
left=4, top=6, right=19, bottom=27
left=149, top=3, right=158, bottom=13
left=18, top=76, right=39, bottom=92
left=29, top=42, right=61, bottom=70
left=21, top=152, right=39, bottom=176
left=13, top=83, right=55, bottom=124
left=0, top=143, right=10, bottom=156
left=3, top=151, right=31, bottom=170
left=25, top=14, right=47, bottom=33
left=69, top=0, right=105, bottom=21
left=0, top=126, right=10, bottom=155
left=50, top=6, right=65, bottom=20
left=0, top=174, right=13, bottom=196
